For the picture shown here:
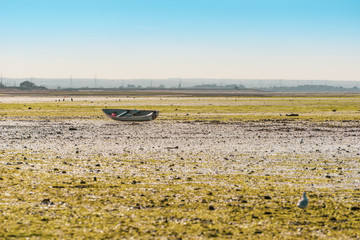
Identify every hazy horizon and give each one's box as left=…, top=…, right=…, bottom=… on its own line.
left=1, top=0, right=359, bottom=81
left=2, top=77, right=360, bottom=89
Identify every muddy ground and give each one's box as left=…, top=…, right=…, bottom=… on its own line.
left=1, top=118, right=360, bottom=239
left=2, top=119, right=360, bottom=183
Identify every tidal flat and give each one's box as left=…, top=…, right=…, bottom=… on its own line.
left=0, top=95, right=360, bottom=239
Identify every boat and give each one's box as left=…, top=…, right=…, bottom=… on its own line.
left=102, top=109, right=159, bottom=121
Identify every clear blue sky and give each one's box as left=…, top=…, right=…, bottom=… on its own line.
left=0, top=0, right=359, bottom=80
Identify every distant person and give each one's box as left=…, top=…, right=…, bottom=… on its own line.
left=111, top=112, right=116, bottom=117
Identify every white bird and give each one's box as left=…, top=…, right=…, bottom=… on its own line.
left=297, top=192, right=309, bottom=209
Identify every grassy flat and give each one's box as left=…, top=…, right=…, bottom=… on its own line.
left=1, top=96, right=360, bottom=121
left=1, top=95, right=360, bottom=239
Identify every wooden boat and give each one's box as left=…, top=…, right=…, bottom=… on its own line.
left=102, top=109, right=159, bottom=121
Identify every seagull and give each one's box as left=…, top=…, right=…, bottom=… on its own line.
left=297, top=192, right=309, bottom=209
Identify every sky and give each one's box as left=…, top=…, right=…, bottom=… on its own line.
left=0, top=0, right=359, bottom=80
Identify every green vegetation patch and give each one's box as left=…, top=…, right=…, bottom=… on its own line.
left=1, top=96, right=360, bottom=122
left=1, top=149, right=360, bottom=239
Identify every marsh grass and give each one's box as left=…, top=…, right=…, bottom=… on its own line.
left=1, top=149, right=359, bottom=239
left=1, top=96, right=360, bottom=239
left=1, top=96, right=360, bottom=121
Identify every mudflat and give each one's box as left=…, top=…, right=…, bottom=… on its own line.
left=1, top=95, right=360, bottom=239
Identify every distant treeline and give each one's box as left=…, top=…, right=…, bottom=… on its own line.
left=192, top=84, right=246, bottom=89
left=268, top=85, right=360, bottom=92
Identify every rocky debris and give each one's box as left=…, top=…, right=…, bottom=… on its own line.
left=40, top=199, right=54, bottom=205
left=1, top=120, right=360, bottom=190
left=350, top=206, right=360, bottom=211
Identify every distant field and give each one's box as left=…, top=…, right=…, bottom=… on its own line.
left=1, top=95, right=360, bottom=121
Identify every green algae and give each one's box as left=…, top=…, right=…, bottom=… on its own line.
left=1, top=96, right=360, bottom=121
left=1, top=149, right=360, bottom=239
